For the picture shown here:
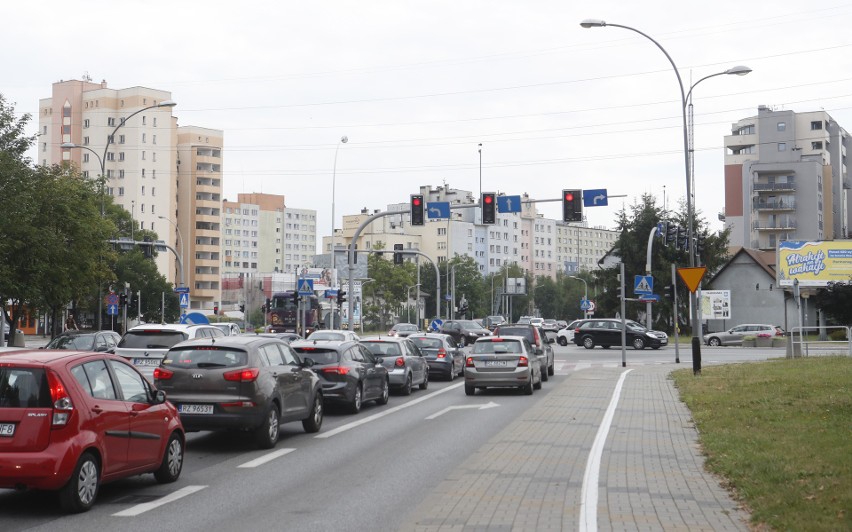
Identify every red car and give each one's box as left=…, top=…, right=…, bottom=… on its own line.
left=0, top=350, right=185, bottom=512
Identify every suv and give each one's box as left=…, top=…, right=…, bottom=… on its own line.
left=573, top=319, right=667, bottom=350
left=703, top=324, right=783, bottom=346
left=438, top=320, right=491, bottom=347
left=0, top=350, right=184, bottom=512
left=115, top=324, right=225, bottom=379
left=482, top=315, right=507, bottom=330
left=154, top=336, right=323, bottom=448
left=492, top=323, right=555, bottom=380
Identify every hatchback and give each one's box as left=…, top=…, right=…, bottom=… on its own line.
left=154, top=336, right=323, bottom=449
left=0, top=350, right=184, bottom=512
left=492, top=324, right=554, bottom=380
left=557, top=319, right=586, bottom=346
left=361, top=337, right=429, bottom=395
left=408, top=333, right=465, bottom=380
left=211, top=323, right=242, bottom=336
left=290, top=340, right=389, bottom=413
left=115, top=324, right=225, bottom=379
left=43, top=330, right=122, bottom=352
left=464, top=336, right=542, bottom=396
left=438, top=320, right=491, bottom=347
left=387, top=323, right=420, bottom=337
left=305, top=330, right=360, bottom=342
left=703, top=324, right=783, bottom=346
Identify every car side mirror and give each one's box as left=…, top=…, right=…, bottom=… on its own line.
left=375, top=357, right=384, bottom=365
left=300, top=358, right=315, bottom=368
left=153, top=390, right=167, bottom=404
left=535, top=347, right=543, bottom=355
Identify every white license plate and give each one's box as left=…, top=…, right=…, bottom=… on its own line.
left=0, top=423, right=15, bottom=437
left=133, top=358, right=161, bottom=367
left=179, top=404, right=214, bottom=415
left=484, top=360, right=508, bottom=367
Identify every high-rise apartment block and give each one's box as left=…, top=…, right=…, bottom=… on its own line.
left=723, top=105, right=851, bottom=249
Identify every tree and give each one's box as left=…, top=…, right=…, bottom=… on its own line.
left=811, top=281, right=852, bottom=325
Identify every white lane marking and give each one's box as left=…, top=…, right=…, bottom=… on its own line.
left=237, top=448, right=296, bottom=468
left=579, top=369, right=633, bottom=532
left=425, top=401, right=500, bottom=420
left=112, top=485, right=207, bottom=517
left=315, top=381, right=465, bottom=439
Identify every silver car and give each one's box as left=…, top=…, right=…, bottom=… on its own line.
left=464, top=335, right=542, bottom=396
left=703, top=324, right=782, bottom=346
left=360, top=337, right=429, bottom=395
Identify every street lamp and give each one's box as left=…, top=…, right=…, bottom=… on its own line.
left=330, top=135, right=348, bottom=329
left=406, top=284, right=421, bottom=324
left=580, top=19, right=750, bottom=374
left=158, top=215, right=185, bottom=288
left=568, top=275, right=588, bottom=319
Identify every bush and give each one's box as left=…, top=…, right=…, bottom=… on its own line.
left=828, top=328, right=848, bottom=341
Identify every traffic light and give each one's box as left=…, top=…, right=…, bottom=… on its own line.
left=676, top=226, right=688, bottom=251
left=666, top=223, right=678, bottom=246
left=410, top=195, right=424, bottom=226
left=291, top=291, right=299, bottom=304
left=663, top=284, right=674, bottom=302
left=393, top=243, right=404, bottom=265
left=697, top=233, right=706, bottom=256
left=239, top=304, right=245, bottom=313
left=213, top=304, right=219, bottom=315
left=131, top=292, right=139, bottom=307
left=266, top=298, right=271, bottom=310
left=562, top=189, right=583, bottom=222
left=119, top=293, right=127, bottom=307
left=353, top=243, right=358, bottom=264
left=338, top=290, right=347, bottom=305
left=481, top=192, right=496, bottom=224
left=142, top=236, right=153, bottom=258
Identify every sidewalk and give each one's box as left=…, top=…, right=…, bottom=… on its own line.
left=401, top=364, right=749, bottom=531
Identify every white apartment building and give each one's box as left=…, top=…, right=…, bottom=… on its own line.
left=283, top=207, right=318, bottom=273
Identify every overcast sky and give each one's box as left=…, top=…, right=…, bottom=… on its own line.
left=4, top=1, right=852, bottom=241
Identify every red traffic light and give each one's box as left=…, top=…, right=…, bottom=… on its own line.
left=412, top=197, right=421, bottom=207
left=564, top=192, right=574, bottom=201
left=483, top=195, right=493, bottom=204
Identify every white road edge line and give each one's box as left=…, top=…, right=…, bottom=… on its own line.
left=315, top=381, right=465, bottom=439
left=237, top=448, right=296, bottom=468
left=579, top=368, right=633, bottom=532
left=112, top=485, right=208, bottom=517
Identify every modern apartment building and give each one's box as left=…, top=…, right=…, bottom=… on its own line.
left=723, top=105, right=851, bottom=249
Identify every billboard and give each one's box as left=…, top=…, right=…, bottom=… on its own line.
left=777, top=241, right=852, bottom=287
left=700, top=290, right=731, bottom=320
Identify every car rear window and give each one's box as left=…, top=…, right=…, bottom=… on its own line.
left=409, top=337, right=442, bottom=349
left=395, top=325, right=417, bottom=331
left=308, top=332, right=345, bottom=341
left=494, top=326, right=533, bottom=341
left=291, top=347, right=340, bottom=365
left=118, top=330, right=188, bottom=349
left=163, top=348, right=248, bottom=369
left=0, top=367, right=51, bottom=408
left=472, top=339, right=522, bottom=354
left=362, top=341, right=402, bottom=356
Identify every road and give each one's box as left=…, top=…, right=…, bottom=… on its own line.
left=0, top=341, right=783, bottom=531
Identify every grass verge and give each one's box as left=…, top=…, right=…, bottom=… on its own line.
left=672, top=357, right=851, bottom=531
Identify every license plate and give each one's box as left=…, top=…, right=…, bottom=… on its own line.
left=133, top=358, right=161, bottom=367
left=484, top=360, right=508, bottom=367
left=0, top=423, right=15, bottom=437
left=179, top=404, right=214, bottom=415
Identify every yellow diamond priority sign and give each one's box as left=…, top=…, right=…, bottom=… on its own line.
left=677, top=267, right=707, bottom=293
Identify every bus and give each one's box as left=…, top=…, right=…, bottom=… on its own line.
left=268, top=291, right=321, bottom=335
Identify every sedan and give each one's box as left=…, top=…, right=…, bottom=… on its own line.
left=408, top=333, right=465, bottom=381
left=464, top=336, right=542, bottom=396
left=573, top=319, right=666, bottom=350
left=361, top=336, right=429, bottom=394
left=43, top=330, right=122, bottom=352
left=154, top=336, right=323, bottom=449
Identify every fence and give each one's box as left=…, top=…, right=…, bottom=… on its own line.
left=787, top=326, right=852, bottom=358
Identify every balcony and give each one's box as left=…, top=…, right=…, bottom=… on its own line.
left=753, top=217, right=797, bottom=230
left=753, top=199, right=795, bottom=211
left=753, top=182, right=796, bottom=192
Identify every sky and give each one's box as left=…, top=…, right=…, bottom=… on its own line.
left=3, top=1, right=852, bottom=243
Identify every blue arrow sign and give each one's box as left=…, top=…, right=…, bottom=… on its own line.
left=174, top=286, right=190, bottom=294
left=583, top=189, right=608, bottom=207
left=497, top=195, right=522, bottom=213
left=427, top=202, right=450, bottom=219
left=634, top=275, right=653, bottom=295
left=430, top=318, right=443, bottom=331
left=107, top=304, right=119, bottom=316
left=179, top=293, right=190, bottom=308
left=298, top=278, right=314, bottom=295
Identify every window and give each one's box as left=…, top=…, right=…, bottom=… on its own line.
left=118, top=187, right=125, bottom=196
left=83, top=136, right=89, bottom=145
left=83, top=119, right=90, bottom=128
left=141, top=151, right=146, bottom=160
left=811, top=121, right=823, bottom=130
left=142, top=133, right=146, bottom=143
left=119, top=152, right=125, bottom=161
left=119, top=134, right=125, bottom=144
left=778, top=143, right=786, bottom=152
left=108, top=117, right=116, bottom=127
left=777, top=122, right=786, bottom=131
left=71, top=360, right=117, bottom=400
left=108, top=361, right=149, bottom=403
left=83, top=153, right=89, bottom=163
left=812, top=141, right=823, bottom=150
left=151, top=187, right=155, bottom=196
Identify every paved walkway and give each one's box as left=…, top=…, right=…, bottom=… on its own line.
left=401, top=364, right=749, bottom=531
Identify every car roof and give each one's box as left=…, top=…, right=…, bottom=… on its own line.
left=127, top=323, right=216, bottom=332
left=290, top=339, right=358, bottom=349
left=475, top=335, right=527, bottom=343
left=361, top=336, right=407, bottom=343
left=0, top=349, right=124, bottom=365
left=169, top=335, right=281, bottom=350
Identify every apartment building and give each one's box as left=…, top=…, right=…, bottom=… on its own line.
left=723, top=105, right=851, bottom=249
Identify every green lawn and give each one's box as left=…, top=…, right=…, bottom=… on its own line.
left=672, top=357, right=851, bottom=531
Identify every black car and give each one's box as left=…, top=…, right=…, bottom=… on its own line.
left=492, top=324, right=555, bottom=380
left=408, top=333, right=465, bottom=381
left=43, top=330, right=122, bottom=352
left=154, top=335, right=323, bottom=449
left=290, top=339, right=389, bottom=414
left=572, top=319, right=667, bottom=350
left=438, top=320, right=491, bottom=347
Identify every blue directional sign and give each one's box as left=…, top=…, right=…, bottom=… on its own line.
left=297, top=278, right=314, bottom=296
left=174, top=286, right=190, bottom=294
left=107, top=304, right=118, bottom=316
left=427, top=202, right=450, bottom=219
left=179, top=293, right=190, bottom=308
left=638, top=294, right=661, bottom=302
left=583, top=188, right=608, bottom=207
left=430, top=318, right=443, bottom=331
left=634, top=275, right=653, bottom=295
left=324, top=289, right=338, bottom=299
left=497, top=195, right=522, bottom=213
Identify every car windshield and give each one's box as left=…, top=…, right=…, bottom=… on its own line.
left=164, top=348, right=248, bottom=368
left=394, top=324, right=417, bottom=331
left=0, top=367, right=50, bottom=408
left=362, top=341, right=402, bottom=356
left=472, top=339, right=523, bottom=354
left=308, top=332, right=345, bottom=341
left=46, top=335, right=96, bottom=350
left=291, top=347, right=340, bottom=365
left=117, top=330, right=188, bottom=349
left=456, top=320, right=481, bottom=329
left=625, top=321, right=648, bottom=332
left=212, top=324, right=235, bottom=334
left=409, top=337, right=442, bottom=350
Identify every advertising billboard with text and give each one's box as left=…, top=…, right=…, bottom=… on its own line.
left=777, top=241, right=852, bottom=287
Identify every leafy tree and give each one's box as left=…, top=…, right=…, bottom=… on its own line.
left=811, top=281, right=852, bottom=325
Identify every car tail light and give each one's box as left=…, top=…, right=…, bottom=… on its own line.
left=153, top=367, right=173, bottom=380
left=221, top=401, right=256, bottom=408
left=518, top=356, right=529, bottom=367
left=533, top=328, right=541, bottom=344
left=394, top=357, right=405, bottom=368
left=465, top=357, right=474, bottom=367
left=320, top=366, right=352, bottom=375
left=387, top=330, right=395, bottom=336
left=46, top=370, right=73, bottom=428
left=223, top=368, right=260, bottom=382
left=436, top=348, right=447, bottom=359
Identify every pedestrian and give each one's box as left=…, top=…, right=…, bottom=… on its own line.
left=64, top=314, right=79, bottom=331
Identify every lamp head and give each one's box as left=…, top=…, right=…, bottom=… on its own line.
left=157, top=100, right=177, bottom=108
left=580, top=19, right=606, bottom=28
left=60, top=142, right=79, bottom=148
left=725, top=65, right=752, bottom=76
left=340, top=136, right=348, bottom=144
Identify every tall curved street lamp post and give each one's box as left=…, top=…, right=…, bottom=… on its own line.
left=62, top=100, right=177, bottom=330
left=330, top=136, right=348, bottom=328
left=580, top=19, right=750, bottom=374
left=158, top=215, right=186, bottom=288
left=568, top=275, right=588, bottom=319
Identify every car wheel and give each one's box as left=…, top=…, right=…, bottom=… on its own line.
left=419, top=371, right=429, bottom=390
left=582, top=336, right=595, bottom=349
left=632, top=337, right=646, bottom=350
left=708, top=337, right=721, bottom=347
left=447, top=367, right=455, bottom=381
left=401, top=373, right=413, bottom=396
left=376, top=378, right=389, bottom=405
left=548, top=361, right=555, bottom=376
left=255, top=404, right=280, bottom=449
left=523, top=377, right=534, bottom=395
left=349, top=383, right=363, bottom=413
left=558, top=336, right=567, bottom=346
left=59, top=452, right=100, bottom=513
left=154, top=432, right=184, bottom=483
left=302, top=392, right=323, bottom=433
left=533, top=372, right=542, bottom=390
left=541, top=364, right=549, bottom=382
left=465, top=384, right=476, bottom=396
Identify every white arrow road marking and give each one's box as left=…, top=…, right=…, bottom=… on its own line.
left=112, top=485, right=207, bottom=517
left=425, top=401, right=500, bottom=420
left=237, top=448, right=296, bottom=468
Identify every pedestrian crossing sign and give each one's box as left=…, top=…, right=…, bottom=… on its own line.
left=298, top=278, right=314, bottom=295
left=634, top=275, right=653, bottom=295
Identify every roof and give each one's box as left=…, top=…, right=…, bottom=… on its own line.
left=708, top=247, right=776, bottom=283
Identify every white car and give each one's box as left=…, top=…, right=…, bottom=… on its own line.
left=306, top=329, right=360, bottom=342
left=556, top=319, right=586, bottom=346
left=212, top=322, right=242, bottom=336
left=115, top=323, right=225, bottom=379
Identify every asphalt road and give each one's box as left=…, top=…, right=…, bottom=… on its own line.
left=0, top=340, right=785, bottom=531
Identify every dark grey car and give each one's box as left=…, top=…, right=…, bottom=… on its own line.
left=438, top=320, right=491, bottom=347
left=408, top=333, right=465, bottom=381
left=44, top=330, right=122, bottom=352
left=492, top=324, right=555, bottom=381
left=153, top=335, right=323, bottom=449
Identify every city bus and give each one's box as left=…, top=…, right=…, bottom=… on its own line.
left=267, top=291, right=321, bottom=335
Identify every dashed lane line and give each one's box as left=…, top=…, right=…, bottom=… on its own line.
left=237, top=448, right=296, bottom=468
left=112, top=485, right=208, bottom=517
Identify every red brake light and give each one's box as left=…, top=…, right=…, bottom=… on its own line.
left=223, top=368, right=260, bottom=382
left=489, top=338, right=504, bottom=342
left=436, top=348, right=447, bottom=359
left=394, top=357, right=405, bottom=368
left=465, top=357, right=474, bottom=367
left=46, top=370, right=73, bottom=428
left=153, top=367, right=173, bottom=380
left=518, top=356, right=529, bottom=367
left=320, top=366, right=352, bottom=375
